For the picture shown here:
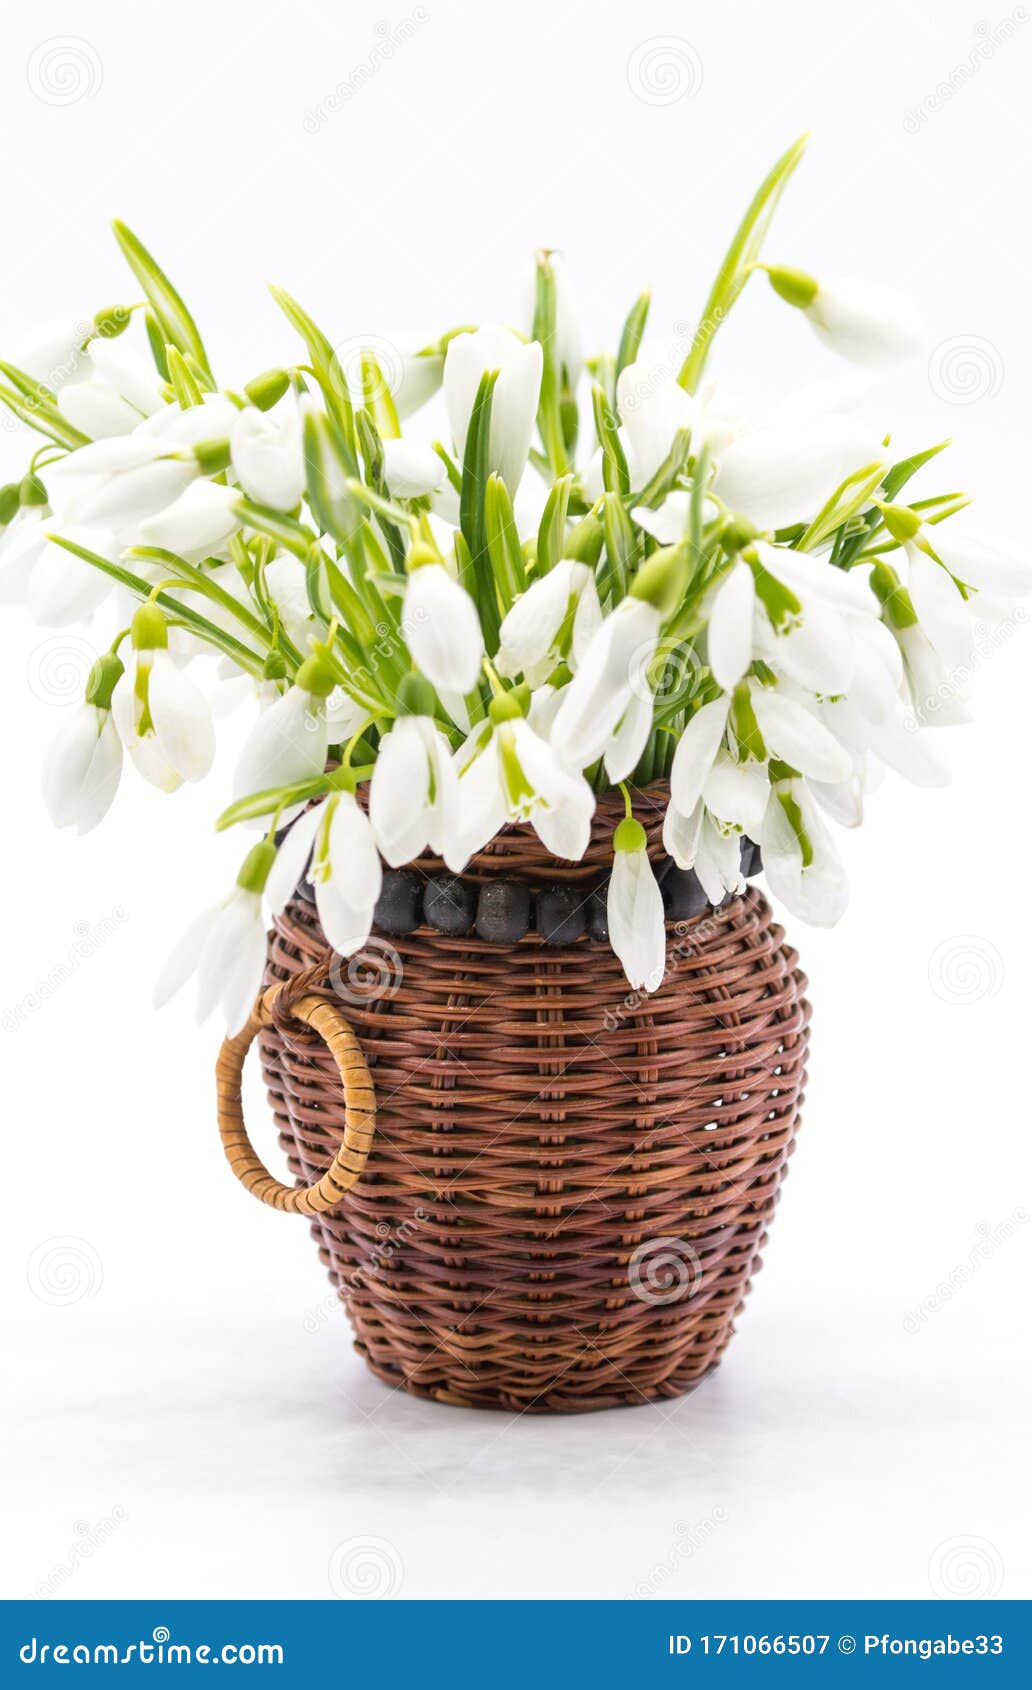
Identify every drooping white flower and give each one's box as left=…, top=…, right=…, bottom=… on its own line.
left=669, top=697, right=731, bottom=820
left=768, top=270, right=924, bottom=368
left=9, top=317, right=91, bottom=389
left=444, top=324, right=543, bottom=493
left=230, top=397, right=305, bottom=510
left=712, top=418, right=884, bottom=532
left=402, top=561, right=484, bottom=694
left=369, top=705, right=457, bottom=866
left=497, top=559, right=600, bottom=680
left=154, top=841, right=273, bottom=1035
left=111, top=605, right=215, bottom=791
left=231, top=660, right=333, bottom=816
left=760, top=778, right=849, bottom=926
left=749, top=686, right=852, bottom=784
left=445, top=704, right=595, bottom=869
left=607, top=817, right=666, bottom=991
left=41, top=653, right=124, bottom=833
left=631, top=490, right=719, bottom=545
left=551, top=596, right=662, bottom=769
left=58, top=337, right=165, bottom=438
left=138, top=479, right=241, bottom=555
left=27, top=523, right=118, bottom=625
left=0, top=512, right=49, bottom=604
left=381, top=438, right=448, bottom=500
left=267, top=791, right=382, bottom=958
left=706, top=560, right=756, bottom=692
left=615, top=359, right=696, bottom=485
left=917, top=524, right=1030, bottom=599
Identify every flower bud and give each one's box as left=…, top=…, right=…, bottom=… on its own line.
left=93, top=305, right=133, bottom=340
left=396, top=673, right=437, bottom=717
left=295, top=650, right=337, bottom=698
left=614, top=816, right=647, bottom=854
left=192, top=437, right=233, bottom=476
left=764, top=265, right=819, bottom=309
left=19, top=473, right=48, bottom=508
left=244, top=368, right=291, bottom=412
left=84, top=652, right=125, bottom=711
left=131, top=602, right=169, bottom=650
left=0, top=483, right=20, bottom=526
left=236, top=839, right=277, bottom=895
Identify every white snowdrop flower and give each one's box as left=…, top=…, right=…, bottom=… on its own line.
left=381, top=438, right=447, bottom=500
left=551, top=596, right=662, bottom=769
left=497, top=559, right=600, bottom=679
left=10, top=317, right=91, bottom=388
left=27, top=523, right=117, bottom=625
left=766, top=267, right=924, bottom=368
left=263, top=553, right=314, bottom=650
left=111, top=604, right=215, bottom=792
left=230, top=397, right=305, bottom=510
left=58, top=337, right=165, bottom=438
left=607, top=816, right=666, bottom=991
left=444, top=324, right=543, bottom=494
left=369, top=683, right=457, bottom=866
left=925, top=525, right=1030, bottom=598
left=0, top=512, right=51, bottom=605
left=760, top=778, right=849, bottom=926
left=445, top=700, right=595, bottom=869
left=138, top=479, right=241, bottom=554
left=268, top=792, right=382, bottom=958
left=706, top=560, right=756, bottom=693
left=231, top=655, right=335, bottom=817
left=669, top=697, right=731, bottom=821
left=615, top=359, right=696, bottom=485
left=712, top=418, right=884, bottom=532
left=154, top=841, right=274, bottom=1036
left=750, top=686, right=852, bottom=785
left=402, top=560, right=484, bottom=694
left=41, top=653, right=124, bottom=833
left=631, top=490, right=719, bottom=546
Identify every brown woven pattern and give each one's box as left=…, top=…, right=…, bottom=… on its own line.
left=256, top=792, right=810, bottom=1413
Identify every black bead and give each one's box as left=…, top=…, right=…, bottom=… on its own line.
left=740, top=837, right=763, bottom=878
left=588, top=883, right=610, bottom=942
left=536, top=886, right=588, bottom=946
left=661, top=867, right=709, bottom=921
left=423, top=874, right=476, bottom=936
left=373, top=870, right=423, bottom=935
left=475, top=880, right=531, bottom=943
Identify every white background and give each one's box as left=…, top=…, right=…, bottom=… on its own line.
left=1, top=0, right=1030, bottom=1603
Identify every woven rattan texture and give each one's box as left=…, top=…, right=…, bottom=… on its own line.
left=259, top=796, right=810, bottom=1413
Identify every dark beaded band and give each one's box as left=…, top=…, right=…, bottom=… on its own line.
left=293, top=836, right=764, bottom=944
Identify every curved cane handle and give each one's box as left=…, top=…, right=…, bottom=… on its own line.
left=216, top=983, right=376, bottom=1214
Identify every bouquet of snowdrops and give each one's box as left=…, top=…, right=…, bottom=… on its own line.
left=1, top=137, right=1024, bottom=1031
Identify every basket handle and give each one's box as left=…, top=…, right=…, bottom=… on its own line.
left=215, top=982, right=376, bottom=1215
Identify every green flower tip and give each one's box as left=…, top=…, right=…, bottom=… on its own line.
left=84, top=652, right=125, bottom=710
left=879, top=501, right=922, bottom=543
left=244, top=368, right=291, bottom=412
left=397, top=673, right=436, bottom=717
left=0, top=483, right=20, bottom=526
left=720, top=516, right=758, bottom=555
left=488, top=688, right=526, bottom=726
left=614, top=816, right=647, bottom=854
left=262, top=650, right=287, bottom=682
left=295, top=650, right=337, bottom=698
left=236, top=839, right=276, bottom=895
left=764, top=264, right=819, bottom=310
left=18, top=472, right=48, bottom=508
left=631, top=545, right=688, bottom=620
left=130, top=602, right=168, bottom=650
left=192, top=436, right=232, bottom=475
left=93, top=305, right=133, bottom=340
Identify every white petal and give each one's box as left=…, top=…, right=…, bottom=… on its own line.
left=694, top=812, right=744, bottom=905
left=761, top=787, right=849, bottom=926
left=608, top=847, right=666, bottom=991
left=703, top=753, right=769, bottom=836
left=153, top=904, right=217, bottom=1008
left=907, top=546, right=974, bottom=671
left=327, top=794, right=382, bottom=910
left=233, top=686, right=329, bottom=810
left=806, top=279, right=924, bottom=368
left=139, top=479, right=241, bottom=554
left=498, top=561, right=588, bottom=674
left=751, top=688, right=851, bottom=784
left=266, top=806, right=323, bottom=915
left=713, top=419, right=884, bottom=532
left=603, top=690, right=654, bottom=784
left=231, top=403, right=304, bottom=510
left=662, top=797, right=704, bottom=870
left=707, top=562, right=755, bottom=691
left=403, top=564, right=484, bottom=693
left=669, top=697, right=730, bottom=816
left=443, top=739, right=506, bottom=870
left=148, top=650, right=215, bottom=782
left=928, top=527, right=1031, bottom=598
left=369, top=716, right=435, bottom=866
left=381, top=438, right=447, bottom=500
left=59, top=381, right=144, bottom=439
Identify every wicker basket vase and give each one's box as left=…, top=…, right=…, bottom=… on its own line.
left=216, top=787, right=810, bottom=1413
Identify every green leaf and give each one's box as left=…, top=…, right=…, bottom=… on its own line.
left=602, top=490, right=637, bottom=600
left=459, top=370, right=501, bottom=650
left=216, top=774, right=337, bottom=831
left=485, top=473, right=527, bottom=606
left=269, top=284, right=356, bottom=451
left=300, top=406, right=362, bottom=559
left=678, top=134, right=808, bottom=392
left=537, top=474, right=573, bottom=574
left=165, top=345, right=204, bottom=408
left=111, top=221, right=212, bottom=380
left=591, top=383, right=629, bottom=497
left=0, top=362, right=90, bottom=449
left=531, top=251, right=570, bottom=477
left=615, top=291, right=651, bottom=381
left=796, top=459, right=889, bottom=552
